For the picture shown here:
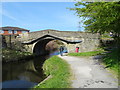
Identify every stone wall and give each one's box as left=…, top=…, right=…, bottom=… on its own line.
left=2, top=35, right=25, bottom=51
left=23, top=30, right=99, bottom=41
left=1, top=30, right=101, bottom=54
left=19, top=30, right=100, bottom=53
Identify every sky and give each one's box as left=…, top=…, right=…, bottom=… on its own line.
left=1, top=2, right=84, bottom=32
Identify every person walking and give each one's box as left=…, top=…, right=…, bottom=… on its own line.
left=59, top=46, right=64, bottom=56
left=76, top=47, right=79, bottom=53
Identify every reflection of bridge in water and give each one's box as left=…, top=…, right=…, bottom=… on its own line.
left=2, top=55, right=49, bottom=88
left=17, top=29, right=100, bottom=55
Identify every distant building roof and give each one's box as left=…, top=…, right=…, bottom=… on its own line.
left=0, top=26, right=30, bottom=31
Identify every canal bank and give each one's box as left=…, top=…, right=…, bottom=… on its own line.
left=2, top=48, right=48, bottom=88
left=2, top=48, right=71, bottom=88
left=34, top=55, right=71, bottom=88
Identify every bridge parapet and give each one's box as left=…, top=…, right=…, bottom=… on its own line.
left=18, top=29, right=100, bottom=53
left=19, top=30, right=100, bottom=42
left=28, top=30, right=100, bottom=39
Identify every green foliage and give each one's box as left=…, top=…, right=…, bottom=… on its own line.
left=101, top=33, right=113, bottom=40
left=103, top=48, right=119, bottom=75
left=68, top=50, right=104, bottom=56
left=54, top=40, right=64, bottom=45
left=34, top=56, right=71, bottom=88
left=2, top=48, right=33, bottom=62
left=71, top=1, right=120, bottom=39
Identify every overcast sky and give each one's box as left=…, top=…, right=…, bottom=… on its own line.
left=1, top=2, right=84, bottom=32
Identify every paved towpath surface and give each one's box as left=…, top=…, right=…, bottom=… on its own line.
left=58, top=55, right=118, bottom=88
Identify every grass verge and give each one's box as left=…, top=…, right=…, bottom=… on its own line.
left=34, top=56, right=71, bottom=88
left=68, top=50, right=104, bottom=56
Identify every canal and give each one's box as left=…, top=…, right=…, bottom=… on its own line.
left=1, top=48, right=67, bottom=89
left=2, top=55, right=51, bottom=88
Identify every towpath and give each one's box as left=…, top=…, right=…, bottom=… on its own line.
left=58, top=55, right=118, bottom=88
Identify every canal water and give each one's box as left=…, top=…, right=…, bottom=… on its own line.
left=1, top=50, right=67, bottom=89
left=2, top=55, right=50, bottom=89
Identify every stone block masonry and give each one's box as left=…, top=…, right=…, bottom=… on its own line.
left=1, top=30, right=101, bottom=54
left=19, top=30, right=100, bottom=53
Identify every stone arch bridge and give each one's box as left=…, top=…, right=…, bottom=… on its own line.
left=15, top=29, right=100, bottom=55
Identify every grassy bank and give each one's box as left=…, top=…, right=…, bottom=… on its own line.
left=34, top=56, right=71, bottom=88
left=68, top=50, right=104, bottom=56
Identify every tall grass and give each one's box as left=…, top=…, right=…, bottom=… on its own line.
left=34, top=56, right=71, bottom=88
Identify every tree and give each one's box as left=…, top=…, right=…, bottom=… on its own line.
left=71, top=1, right=120, bottom=42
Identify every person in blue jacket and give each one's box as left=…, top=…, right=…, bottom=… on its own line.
left=59, top=46, right=64, bottom=56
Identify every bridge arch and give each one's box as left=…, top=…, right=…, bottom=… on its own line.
left=32, top=39, right=66, bottom=55
left=22, top=34, right=82, bottom=55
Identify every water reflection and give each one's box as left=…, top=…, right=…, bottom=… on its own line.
left=2, top=55, right=49, bottom=88
left=50, top=50, right=67, bottom=56
left=2, top=80, right=37, bottom=89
